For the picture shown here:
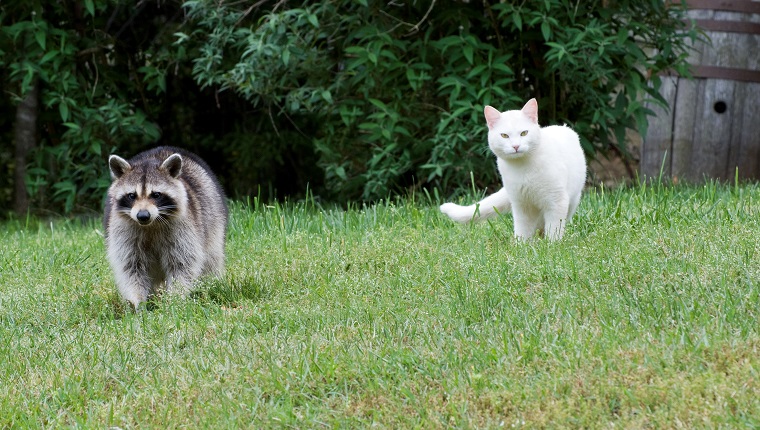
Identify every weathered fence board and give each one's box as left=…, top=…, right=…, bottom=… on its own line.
left=641, top=77, right=678, bottom=176
left=641, top=0, right=760, bottom=182
left=736, top=83, right=760, bottom=177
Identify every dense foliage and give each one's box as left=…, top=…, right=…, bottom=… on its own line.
left=1, top=0, right=165, bottom=213
left=1, top=0, right=697, bottom=214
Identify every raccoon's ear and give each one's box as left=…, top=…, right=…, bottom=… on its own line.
left=161, top=154, right=183, bottom=178
left=109, top=155, right=131, bottom=179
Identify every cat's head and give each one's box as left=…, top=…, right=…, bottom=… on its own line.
left=484, top=98, right=540, bottom=160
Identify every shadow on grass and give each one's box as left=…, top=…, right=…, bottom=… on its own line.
left=191, top=274, right=269, bottom=308
left=87, top=275, right=269, bottom=319
left=66, top=289, right=129, bottom=323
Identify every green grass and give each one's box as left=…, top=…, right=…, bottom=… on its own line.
left=1, top=183, right=759, bottom=428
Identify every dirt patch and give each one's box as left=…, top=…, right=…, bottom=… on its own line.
left=587, top=131, right=642, bottom=188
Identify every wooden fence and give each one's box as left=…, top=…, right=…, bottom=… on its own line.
left=641, top=0, right=760, bottom=182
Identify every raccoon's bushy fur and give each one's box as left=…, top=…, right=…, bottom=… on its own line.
left=104, top=146, right=228, bottom=309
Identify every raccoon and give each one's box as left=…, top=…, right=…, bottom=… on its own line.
left=103, top=146, right=228, bottom=309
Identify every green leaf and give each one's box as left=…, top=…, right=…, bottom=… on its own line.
left=466, top=64, right=488, bottom=79
left=570, top=31, right=585, bottom=47
left=462, top=45, right=474, bottom=65
left=493, top=63, right=513, bottom=75
left=84, top=0, right=95, bottom=16
left=321, top=90, right=333, bottom=104
left=40, top=50, right=58, bottom=64
left=34, top=30, right=46, bottom=50
left=282, top=49, right=290, bottom=66
left=617, top=27, right=628, bottom=45
left=393, top=125, right=411, bottom=137
left=335, top=166, right=347, bottom=180
left=357, top=122, right=379, bottom=131
left=379, top=49, right=398, bottom=62
left=406, top=68, right=416, bottom=89
left=512, top=12, right=522, bottom=31
left=59, top=102, right=69, bottom=122
left=541, top=21, right=551, bottom=40
left=174, top=32, right=190, bottom=45
left=307, top=14, right=319, bottom=28
left=20, top=66, right=35, bottom=93
left=344, top=46, right=365, bottom=55
left=368, top=98, right=387, bottom=111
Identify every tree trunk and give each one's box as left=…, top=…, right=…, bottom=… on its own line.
left=13, top=79, right=39, bottom=216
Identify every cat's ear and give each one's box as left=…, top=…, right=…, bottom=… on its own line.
left=522, top=98, right=538, bottom=124
left=484, top=106, right=501, bottom=129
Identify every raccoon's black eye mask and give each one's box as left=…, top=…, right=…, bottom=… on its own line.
left=117, top=192, right=137, bottom=210
left=152, top=193, right=177, bottom=213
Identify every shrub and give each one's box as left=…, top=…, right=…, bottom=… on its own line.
left=0, top=1, right=165, bottom=213
left=179, top=0, right=698, bottom=201
left=1, top=0, right=697, bottom=213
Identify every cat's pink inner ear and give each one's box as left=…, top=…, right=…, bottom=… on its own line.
left=522, top=98, right=538, bottom=124
left=484, top=106, right=501, bottom=129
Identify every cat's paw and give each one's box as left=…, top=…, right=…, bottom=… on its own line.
left=440, top=203, right=474, bottom=224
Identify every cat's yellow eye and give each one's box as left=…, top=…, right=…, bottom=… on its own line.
left=500, top=133, right=509, bottom=138
left=520, top=130, right=528, bottom=136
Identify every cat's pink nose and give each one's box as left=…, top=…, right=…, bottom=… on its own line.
left=512, top=145, right=520, bottom=152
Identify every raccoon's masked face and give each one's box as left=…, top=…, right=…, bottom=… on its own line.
left=108, top=154, right=185, bottom=227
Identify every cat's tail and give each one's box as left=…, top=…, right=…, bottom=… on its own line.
left=440, top=187, right=511, bottom=223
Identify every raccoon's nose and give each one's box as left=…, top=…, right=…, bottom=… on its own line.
left=136, top=210, right=151, bottom=224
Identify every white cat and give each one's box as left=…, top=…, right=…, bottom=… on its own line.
left=440, top=98, right=586, bottom=240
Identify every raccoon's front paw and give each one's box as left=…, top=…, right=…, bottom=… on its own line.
left=440, top=202, right=474, bottom=224
left=118, top=284, right=150, bottom=312
left=132, top=301, right=148, bottom=313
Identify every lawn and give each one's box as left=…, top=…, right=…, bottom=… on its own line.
left=1, top=183, right=758, bottom=428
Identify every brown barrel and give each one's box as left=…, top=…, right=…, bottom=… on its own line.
left=641, top=0, right=760, bottom=182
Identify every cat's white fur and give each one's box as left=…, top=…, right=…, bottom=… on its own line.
left=440, top=98, right=586, bottom=240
